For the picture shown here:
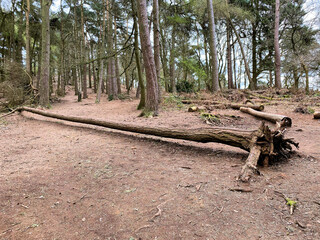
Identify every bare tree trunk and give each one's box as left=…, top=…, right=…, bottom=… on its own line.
left=228, top=19, right=252, bottom=88
left=114, top=17, right=121, bottom=94
left=59, top=0, right=65, bottom=96
left=274, top=0, right=281, bottom=89
left=169, top=26, right=176, bottom=93
left=153, top=0, right=161, bottom=99
left=132, top=0, right=145, bottom=109
left=88, top=49, right=92, bottom=89
left=96, top=0, right=106, bottom=103
left=226, top=21, right=233, bottom=89
left=207, top=0, right=220, bottom=92
left=137, top=0, right=159, bottom=114
left=81, top=0, right=87, bottom=99
left=24, top=0, right=31, bottom=75
left=39, top=0, right=51, bottom=107
left=240, top=107, right=292, bottom=127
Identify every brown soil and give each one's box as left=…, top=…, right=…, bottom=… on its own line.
left=1, top=88, right=320, bottom=240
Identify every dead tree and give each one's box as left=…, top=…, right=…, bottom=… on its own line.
left=240, top=107, right=292, bottom=127
left=16, top=107, right=298, bottom=182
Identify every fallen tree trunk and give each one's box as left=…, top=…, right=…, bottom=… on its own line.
left=182, top=100, right=264, bottom=111
left=314, top=112, right=320, bottom=119
left=17, top=106, right=298, bottom=182
left=240, top=107, right=292, bottom=127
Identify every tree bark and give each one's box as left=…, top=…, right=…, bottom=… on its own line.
left=274, top=0, right=281, bottom=89
left=240, top=107, right=292, bottom=127
left=207, top=0, right=220, bottom=92
left=39, top=0, right=52, bottom=107
left=169, top=25, right=176, bottom=93
left=132, top=1, right=145, bottom=110
left=137, top=0, right=159, bottom=114
left=153, top=0, right=161, bottom=100
left=81, top=0, right=88, bottom=99
left=226, top=20, right=233, bottom=89
left=25, top=0, right=31, bottom=75
left=96, top=0, right=106, bottom=103
left=17, top=107, right=298, bottom=182
left=114, top=17, right=121, bottom=94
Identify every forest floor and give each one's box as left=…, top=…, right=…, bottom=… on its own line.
left=1, top=87, right=320, bottom=240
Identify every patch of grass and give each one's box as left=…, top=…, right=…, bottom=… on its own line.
left=162, top=94, right=185, bottom=110
left=200, top=113, right=220, bottom=124
left=307, top=107, right=315, bottom=114
left=117, top=93, right=131, bottom=100
left=139, top=110, right=155, bottom=118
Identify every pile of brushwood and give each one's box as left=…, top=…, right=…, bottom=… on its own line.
left=0, top=61, right=36, bottom=112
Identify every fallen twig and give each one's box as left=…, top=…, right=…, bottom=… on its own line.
left=228, top=188, right=253, bottom=193
left=0, top=108, right=19, bottom=118
left=150, top=198, right=174, bottom=221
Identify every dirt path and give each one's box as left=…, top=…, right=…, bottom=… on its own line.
left=1, top=89, right=320, bottom=239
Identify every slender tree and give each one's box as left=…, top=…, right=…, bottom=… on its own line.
left=137, top=0, right=159, bottom=114
left=24, top=0, right=31, bottom=75
left=39, top=0, right=52, bottom=107
left=207, top=0, right=220, bottom=92
left=96, top=0, right=106, bottom=103
left=274, top=0, right=281, bottom=89
left=153, top=0, right=161, bottom=98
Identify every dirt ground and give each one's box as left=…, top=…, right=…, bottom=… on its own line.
left=1, top=88, right=320, bottom=240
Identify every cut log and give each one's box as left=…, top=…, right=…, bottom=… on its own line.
left=188, top=106, right=206, bottom=112
left=17, top=107, right=298, bottom=182
left=228, top=103, right=264, bottom=111
left=240, top=107, right=292, bottom=127
left=314, top=112, right=320, bottom=119
left=182, top=100, right=264, bottom=111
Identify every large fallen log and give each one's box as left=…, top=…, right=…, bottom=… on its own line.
left=240, top=107, right=292, bottom=127
left=181, top=100, right=264, bottom=111
left=17, top=106, right=298, bottom=182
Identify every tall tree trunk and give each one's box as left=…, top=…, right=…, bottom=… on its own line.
left=251, top=22, right=257, bottom=90
left=96, top=0, right=106, bottom=103
left=91, top=44, right=97, bottom=93
left=114, top=17, right=121, bottom=94
left=88, top=49, right=92, bottom=89
left=274, top=0, right=281, bottom=89
left=81, top=0, right=88, bottom=99
left=228, top=19, right=252, bottom=88
left=207, top=0, right=220, bottom=92
left=153, top=0, right=161, bottom=99
left=226, top=20, right=233, bottom=89
left=39, top=0, right=51, bottom=107
left=169, top=26, right=176, bottom=93
left=59, top=0, right=65, bottom=96
left=132, top=1, right=145, bottom=110
left=137, top=0, right=159, bottom=114
left=25, top=0, right=31, bottom=75
left=159, top=22, right=169, bottom=92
